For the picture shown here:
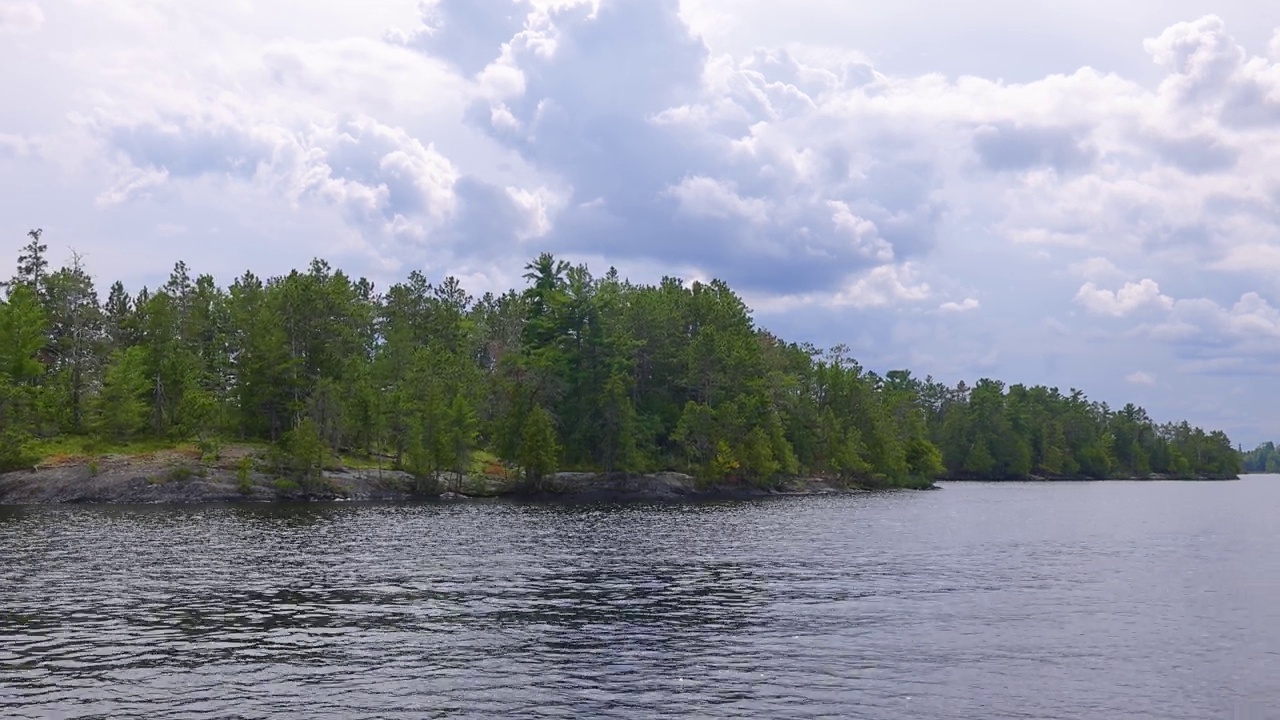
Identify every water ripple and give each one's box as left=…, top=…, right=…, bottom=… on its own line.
left=4, top=481, right=1280, bottom=719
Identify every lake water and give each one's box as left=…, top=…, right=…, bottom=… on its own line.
left=2, top=477, right=1279, bottom=719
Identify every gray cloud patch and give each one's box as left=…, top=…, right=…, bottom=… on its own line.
left=108, top=121, right=269, bottom=179
left=397, top=0, right=533, bottom=77
left=1220, top=81, right=1280, bottom=129
left=972, top=122, right=1097, bottom=172
left=1152, top=133, right=1239, bottom=173
left=438, top=177, right=529, bottom=256
left=541, top=0, right=708, bottom=114
left=447, top=0, right=944, bottom=295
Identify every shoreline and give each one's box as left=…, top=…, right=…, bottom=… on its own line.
left=0, top=452, right=887, bottom=506
left=1, top=452, right=1240, bottom=507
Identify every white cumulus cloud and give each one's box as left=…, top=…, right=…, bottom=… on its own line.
left=1075, top=279, right=1175, bottom=317
left=939, top=298, right=980, bottom=313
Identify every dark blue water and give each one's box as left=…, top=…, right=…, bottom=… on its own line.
left=3, top=478, right=1279, bottom=719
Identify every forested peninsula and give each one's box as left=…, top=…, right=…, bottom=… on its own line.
left=0, top=231, right=1241, bottom=504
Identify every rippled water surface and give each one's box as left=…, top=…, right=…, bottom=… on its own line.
left=4, top=478, right=1280, bottom=719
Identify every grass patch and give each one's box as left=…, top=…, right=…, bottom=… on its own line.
left=148, top=465, right=198, bottom=485
left=33, top=436, right=199, bottom=466
left=470, top=450, right=512, bottom=478
left=334, top=448, right=514, bottom=479
left=336, top=452, right=389, bottom=471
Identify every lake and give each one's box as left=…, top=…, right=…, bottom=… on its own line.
left=3, top=477, right=1279, bottom=719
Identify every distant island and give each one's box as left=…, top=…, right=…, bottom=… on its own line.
left=0, top=231, right=1240, bottom=504
left=1241, top=443, right=1279, bottom=474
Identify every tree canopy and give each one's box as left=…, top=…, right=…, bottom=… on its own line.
left=1241, top=443, right=1280, bottom=474
left=0, top=236, right=1241, bottom=484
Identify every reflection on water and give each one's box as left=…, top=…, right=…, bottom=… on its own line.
left=3, top=480, right=1280, bottom=719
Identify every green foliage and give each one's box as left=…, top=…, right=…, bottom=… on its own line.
left=709, top=440, right=739, bottom=482
left=929, top=382, right=1238, bottom=480
left=42, top=255, right=105, bottom=433
left=964, top=441, right=996, bottom=476
left=673, top=401, right=717, bottom=474
left=600, top=372, right=641, bottom=472
left=0, top=236, right=1243, bottom=487
left=444, top=393, right=479, bottom=491
left=738, top=427, right=780, bottom=485
left=1242, top=442, right=1280, bottom=474
left=0, top=284, right=47, bottom=381
left=275, top=418, right=329, bottom=490
left=904, top=437, right=944, bottom=478
left=13, top=229, right=49, bottom=298
left=0, top=284, right=47, bottom=471
left=0, top=425, right=37, bottom=472
left=236, top=456, right=254, bottom=495
left=91, top=347, right=150, bottom=443
left=518, top=405, right=559, bottom=489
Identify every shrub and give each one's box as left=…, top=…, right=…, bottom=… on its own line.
left=197, top=437, right=222, bottom=463
left=236, top=456, right=254, bottom=495
left=274, top=418, right=329, bottom=490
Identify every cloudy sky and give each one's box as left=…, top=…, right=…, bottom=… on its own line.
left=2, top=0, right=1279, bottom=446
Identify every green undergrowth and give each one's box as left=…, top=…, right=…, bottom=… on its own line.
left=33, top=436, right=199, bottom=464
left=335, top=448, right=514, bottom=479
left=28, top=436, right=279, bottom=471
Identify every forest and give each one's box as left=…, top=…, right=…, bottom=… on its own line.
left=1241, top=443, right=1280, bottom=474
left=0, top=230, right=1242, bottom=489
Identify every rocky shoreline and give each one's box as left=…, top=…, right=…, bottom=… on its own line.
left=0, top=450, right=874, bottom=506
left=3, top=447, right=1240, bottom=506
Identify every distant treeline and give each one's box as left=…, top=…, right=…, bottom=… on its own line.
left=1241, top=443, right=1280, bottom=474
left=0, top=231, right=1241, bottom=485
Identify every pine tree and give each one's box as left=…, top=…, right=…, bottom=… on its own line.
left=446, top=393, right=478, bottom=491
left=0, top=285, right=47, bottom=470
left=13, top=229, right=48, bottom=298
left=518, top=405, right=559, bottom=490
left=44, top=252, right=104, bottom=433
left=280, top=417, right=328, bottom=490
left=92, top=348, right=150, bottom=443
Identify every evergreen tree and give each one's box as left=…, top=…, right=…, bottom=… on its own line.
left=0, top=284, right=47, bottom=470
left=12, top=229, right=48, bottom=298
left=518, top=405, right=559, bottom=490
left=446, top=393, right=479, bottom=491
left=92, top=347, right=150, bottom=443
left=43, top=252, right=104, bottom=433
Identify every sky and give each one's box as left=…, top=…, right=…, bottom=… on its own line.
left=1, top=0, right=1279, bottom=446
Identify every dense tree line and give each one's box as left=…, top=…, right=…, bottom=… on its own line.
left=922, top=380, right=1238, bottom=480
left=0, top=233, right=1240, bottom=485
left=1241, top=443, right=1280, bottom=474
